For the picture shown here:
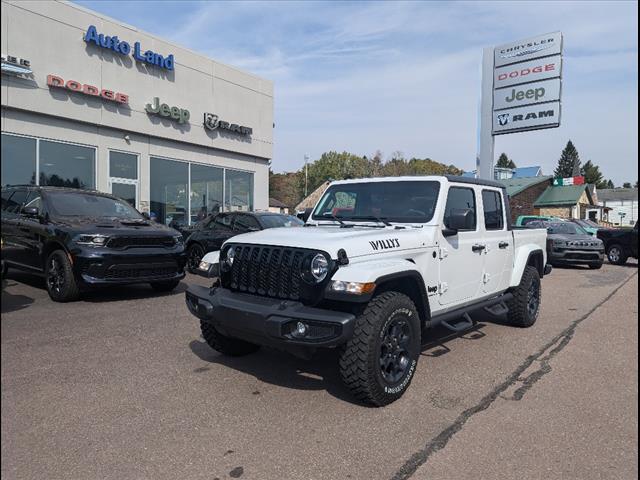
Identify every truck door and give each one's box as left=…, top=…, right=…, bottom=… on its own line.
left=480, top=189, right=511, bottom=294
left=438, top=186, right=485, bottom=306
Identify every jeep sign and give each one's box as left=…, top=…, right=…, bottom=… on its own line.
left=494, top=32, right=563, bottom=67
left=493, top=78, right=561, bottom=110
left=493, top=101, right=560, bottom=134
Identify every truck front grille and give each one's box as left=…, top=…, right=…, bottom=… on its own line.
left=106, top=236, right=176, bottom=249
left=222, top=244, right=329, bottom=303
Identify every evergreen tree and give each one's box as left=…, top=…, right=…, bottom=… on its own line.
left=496, top=153, right=516, bottom=169
left=622, top=182, right=632, bottom=188
left=554, top=140, right=581, bottom=178
left=582, top=160, right=609, bottom=189
left=606, top=179, right=615, bottom=189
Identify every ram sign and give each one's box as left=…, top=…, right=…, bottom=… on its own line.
left=493, top=101, right=560, bottom=134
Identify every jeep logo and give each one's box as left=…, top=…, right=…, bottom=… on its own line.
left=145, top=97, right=190, bottom=124
left=505, top=86, right=546, bottom=103
left=369, top=239, right=400, bottom=251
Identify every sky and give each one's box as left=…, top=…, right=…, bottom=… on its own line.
left=76, top=0, right=638, bottom=185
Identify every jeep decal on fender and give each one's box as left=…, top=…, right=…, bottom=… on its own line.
left=369, top=238, right=400, bottom=251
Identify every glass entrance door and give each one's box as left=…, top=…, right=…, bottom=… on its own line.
left=109, top=151, right=139, bottom=208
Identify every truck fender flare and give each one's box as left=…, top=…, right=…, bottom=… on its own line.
left=372, top=270, right=431, bottom=328
left=510, top=247, right=545, bottom=287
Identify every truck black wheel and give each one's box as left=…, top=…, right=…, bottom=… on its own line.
left=200, top=321, right=260, bottom=356
left=606, top=244, right=628, bottom=265
left=339, top=291, right=420, bottom=407
left=187, top=243, right=205, bottom=273
left=506, top=265, right=540, bottom=328
left=150, top=279, right=181, bottom=292
left=45, top=250, right=80, bottom=302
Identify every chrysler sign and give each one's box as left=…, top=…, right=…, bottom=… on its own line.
left=494, top=32, right=562, bottom=67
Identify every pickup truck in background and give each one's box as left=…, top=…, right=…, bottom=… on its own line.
left=187, top=175, right=550, bottom=406
left=597, top=221, right=639, bottom=265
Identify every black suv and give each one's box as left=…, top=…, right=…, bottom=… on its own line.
left=1, top=185, right=187, bottom=302
left=597, top=221, right=639, bottom=265
left=185, top=212, right=303, bottom=272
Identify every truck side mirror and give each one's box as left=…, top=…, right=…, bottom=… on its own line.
left=21, top=206, right=39, bottom=218
left=443, top=209, right=473, bottom=237
left=298, top=208, right=313, bottom=223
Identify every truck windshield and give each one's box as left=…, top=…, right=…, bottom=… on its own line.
left=46, top=191, right=143, bottom=220
left=312, top=181, right=440, bottom=224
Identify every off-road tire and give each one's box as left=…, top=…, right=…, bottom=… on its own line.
left=200, top=321, right=260, bottom=356
left=588, top=262, right=603, bottom=270
left=150, top=279, right=181, bottom=292
left=606, top=244, right=628, bottom=265
left=187, top=243, right=205, bottom=273
left=339, top=291, right=421, bottom=407
left=45, top=250, right=80, bottom=302
left=506, top=265, right=540, bottom=328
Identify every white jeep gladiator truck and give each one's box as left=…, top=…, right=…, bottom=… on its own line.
left=186, top=175, right=550, bottom=406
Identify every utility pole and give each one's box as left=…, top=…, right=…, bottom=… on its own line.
left=304, top=154, right=310, bottom=197
left=477, top=46, right=495, bottom=180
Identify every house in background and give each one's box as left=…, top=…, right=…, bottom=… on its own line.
left=463, top=165, right=543, bottom=180
left=596, top=188, right=639, bottom=226
left=499, top=176, right=554, bottom=222
left=533, top=184, right=597, bottom=219
left=268, top=198, right=289, bottom=214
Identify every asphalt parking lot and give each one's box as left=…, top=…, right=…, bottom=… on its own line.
left=2, top=262, right=638, bottom=480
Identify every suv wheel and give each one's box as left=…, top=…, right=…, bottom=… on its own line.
left=339, top=291, right=420, bottom=406
left=606, top=244, right=628, bottom=265
left=200, top=321, right=260, bottom=356
left=187, top=243, right=205, bottom=273
left=506, top=265, right=540, bottom=328
left=45, top=250, right=80, bottom=302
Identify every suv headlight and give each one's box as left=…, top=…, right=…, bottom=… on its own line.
left=73, top=234, right=109, bottom=246
left=552, top=239, right=566, bottom=246
left=310, top=253, right=329, bottom=282
left=173, top=234, right=184, bottom=245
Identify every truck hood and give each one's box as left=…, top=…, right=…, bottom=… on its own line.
left=223, top=225, right=437, bottom=259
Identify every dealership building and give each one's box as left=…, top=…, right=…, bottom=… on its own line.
left=1, top=0, right=273, bottom=227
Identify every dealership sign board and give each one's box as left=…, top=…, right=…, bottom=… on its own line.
left=493, top=78, right=561, bottom=110
left=47, top=74, right=129, bottom=104
left=493, top=101, right=560, bottom=134
left=491, top=32, right=563, bottom=135
left=494, top=32, right=562, bottom=67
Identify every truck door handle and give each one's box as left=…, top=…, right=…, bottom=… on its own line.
left=472, top=244, right=486, bottom=252
left=499, top=242, right=509, bottom=249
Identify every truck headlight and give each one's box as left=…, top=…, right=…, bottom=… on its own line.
left=198, top=260, right=220, bottom=278
left=310, top=253, right=329, bottom=282
left=221, top=246, right=235, bottom=272
left=73, top=234, right=109, bottom=246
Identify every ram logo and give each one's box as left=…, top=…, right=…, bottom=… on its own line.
left=497, top=113, right=510, bottom=126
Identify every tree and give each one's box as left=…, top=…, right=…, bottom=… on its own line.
left=622, top=182, right=632, bottom=188
left=635, top=180, right=638, bottom=189
left=606, top=179, right=615, bottom=189
left=496, top=152, right=516, bottom=169
left=554, top=140, right=581, bottom=178
left=582, top=160, right=609, bottom=189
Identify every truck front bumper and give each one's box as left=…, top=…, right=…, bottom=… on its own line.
left=185, top=285, right=356, bottom=348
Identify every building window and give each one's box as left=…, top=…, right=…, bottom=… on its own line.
left=1, top=134, right=37, bottom=186
left=191, top=164, right=223, bottom=222
left=109, top=151, right=138, bottom=180
left=226, top=169, right=254, bottom=212
left=150, top=157, right=189, bottom=228
left=39, top=140, right=95, bottom=189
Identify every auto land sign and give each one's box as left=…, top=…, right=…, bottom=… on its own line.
left=494, top=55, right=562, bottom=88
left=493, top=101, right=560, bottom=134
left=493, top=78, right=561, bottom=110
left=494, top=32, right=562, bottom=67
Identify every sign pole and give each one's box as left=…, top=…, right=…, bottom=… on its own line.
left=477, top=47, right=495, bottom=180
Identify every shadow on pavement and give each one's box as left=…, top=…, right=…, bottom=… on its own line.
left=188, top=309, right=502, bottom=406
left=1, top=280, right=35, bottom=314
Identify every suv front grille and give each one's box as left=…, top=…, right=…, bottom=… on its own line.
left=223, top=245, right=326, bottom=302
left=106, top=236, right=176, bottom=249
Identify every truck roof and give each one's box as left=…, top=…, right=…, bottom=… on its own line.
left=328, top=175, right=505, bottom=189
